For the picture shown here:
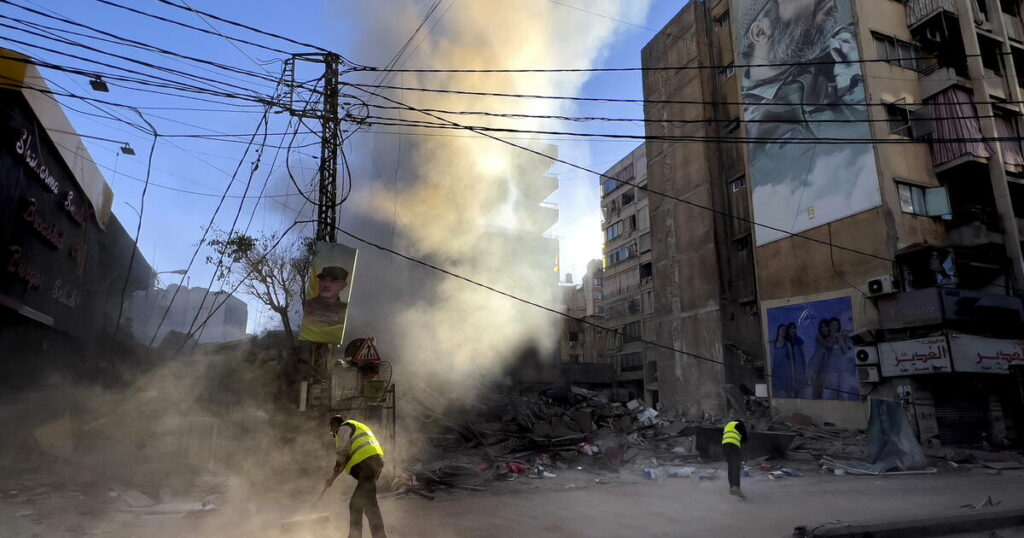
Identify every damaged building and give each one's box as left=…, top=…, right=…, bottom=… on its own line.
left=638, top=0, right=1024, bottom=446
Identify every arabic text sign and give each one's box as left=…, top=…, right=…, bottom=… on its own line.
left=878, top=337, right=952, bottom=377
left=949, top=334, right=1024, bottom=374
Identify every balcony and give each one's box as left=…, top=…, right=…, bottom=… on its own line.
left=518, top=174, right=558, bottom=203
left=906, top=0, right=957, bottom=30
left=1004, top=12, right=1024, bottom=42
left=919, top=66, right=968, bottom=100
left=947, top=204, right=1005, bottom=247
left=515, top=201, right=558, bottom=233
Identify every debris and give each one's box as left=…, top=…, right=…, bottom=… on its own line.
left=780, top=468, right=801, bottom=477
left=834, top=469, right=846, bottom=476
left=32, top=416, right=76, bottom=458
left=627, top=400, right=643, bottom=411
left=787, top=413, right=813, bottom=427
left=506, top=462, right=526, bottom=474
left=113, top=487, right=157, bottom=508
left=982, top=462, right=1023, bottom=470
left=769, top=471, right=785, bottom=479
left=665, top=466, right=696, bottom=478
left=16, top=510, right=33, bottom=517
left=642, top=468, right=660, bottom=480
left=961, top=496, right=1002, bottom=509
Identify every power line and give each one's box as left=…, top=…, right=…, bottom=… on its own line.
left=152, top=0, right=339, bottom=57
left=362, top=51, right=1001, bottom=74
left=90, top=0, right=293, bottom=56
left=345, top=81, right=1024, bottom=110
left=363, top=102, right=1010, bottom=126
left=337, top=225, right=868, bottom=402
left=351, top=85, right=897, bottom=265
left=0, top=2, right=282, bottom=86
left=147, top=109, right=273, bottom=346
left=360, top=116, right=1024, bottom=146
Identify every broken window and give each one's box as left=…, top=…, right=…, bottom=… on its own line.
left=886, top=104, right=914, bottom=137
left=639, top=261, right=653, bottom=281
left=621, top=189, right=635, bottom=206
left=622, top=321, right=642, bottom=343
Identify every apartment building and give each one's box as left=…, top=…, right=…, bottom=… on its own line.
left=599, top=145, right=659, bottom=406
left=643, top=0, right=1024, bottom=445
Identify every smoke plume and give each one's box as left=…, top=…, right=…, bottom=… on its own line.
left=339, top=0, right=652, bottom=406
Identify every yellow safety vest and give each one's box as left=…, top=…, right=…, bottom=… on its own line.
left=722, top=421, right=742, bottom=447
left=338, top=420, right=384, bottom=473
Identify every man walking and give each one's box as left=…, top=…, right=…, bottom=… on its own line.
left=722, top=419, right=748, bottom=499
left=325, top=415, right=387, bottom=538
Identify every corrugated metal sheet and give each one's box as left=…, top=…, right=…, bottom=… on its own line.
left=906, top=0, right=957, bottom=28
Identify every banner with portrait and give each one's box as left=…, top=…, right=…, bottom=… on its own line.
left=299, top=241, right=357, bottom=344
left=732, top=0, right=881, bottom=245
left=767, top=296, right=859, bottom=401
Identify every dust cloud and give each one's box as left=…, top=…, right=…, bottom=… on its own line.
left=339, top=0, right=652, bottom=409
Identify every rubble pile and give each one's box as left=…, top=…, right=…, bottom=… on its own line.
left=399, top=384, right=713, bottom=497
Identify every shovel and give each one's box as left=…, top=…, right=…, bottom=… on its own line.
left=279, top=483, right=332, bottom=534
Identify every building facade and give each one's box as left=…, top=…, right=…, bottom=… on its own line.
left=0, top=50, right=153, bottom=389
left=643, top=0, right=1024, bottom=445
left=599, top=146, right=660, bottom=406
left=127, top=284, right=248, bottom=347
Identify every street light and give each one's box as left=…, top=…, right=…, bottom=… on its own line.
left=153, top=268, right=188, bottom=289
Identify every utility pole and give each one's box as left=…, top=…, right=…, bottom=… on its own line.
left=283, top=52, right=343, bottom=408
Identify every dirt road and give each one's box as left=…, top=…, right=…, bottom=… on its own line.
left=3, top=466, right=1022, bottom=537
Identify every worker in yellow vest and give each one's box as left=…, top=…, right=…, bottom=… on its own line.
left=722, top=419, right=748, bottom=499
left=325, top=416, right=388, bottom=538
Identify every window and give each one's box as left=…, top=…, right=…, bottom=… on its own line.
left=605, top=221, right=624, bottom=241
left=872, top=32, right=924, bottom=71
left=606, top=244, right=633, bottom=265
left=620, top=351, right=644, bottom=372
left=623, top=321, right=642, bottom=343
left=735, top=236, right=751, bottom=252
left=617, top=163, right=635, bottom=183
left=898, top=182, right=928, bottom=215
left=896, top=182, right=950, bottom=217
left=569, top=331, right=580, bottom=344
left=642, top=290, right=654, bottom=314
left=639, top=261, right=653, bottom=280
left=714, top=12, right=729, bottom=28
left=637, top=207, right=650, bottom=231
left=621, top=189, right=636, bottom=206
left=718, top=64, right=735, bottom=80
left=627, top=214, right=637, bottom=232
left=886, top=105, right=914, bottom=137
left=730, top=177, right=746, bottom=192
left=603, top=178, right=620, bottom=195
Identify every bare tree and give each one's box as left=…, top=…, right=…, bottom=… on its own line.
left=206, top=230, right=313, bottom=345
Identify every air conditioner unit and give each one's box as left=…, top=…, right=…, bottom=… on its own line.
left=854, top=346, right=879, bottom=365
left=857, top=366, right=880, bottom=383
left=866, top=275, right=897, bottom=297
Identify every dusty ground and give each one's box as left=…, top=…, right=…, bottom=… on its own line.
left=2, top=461, right=1023, bottom=538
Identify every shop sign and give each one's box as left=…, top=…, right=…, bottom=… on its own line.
left=878, top=336, right=952, bottom=377
left=949, top=333, right=1024, bottom=374
left=877, top=288, right=943, bottom=329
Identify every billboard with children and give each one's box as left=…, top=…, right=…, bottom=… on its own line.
left=767, top=296, right=859, bottom=401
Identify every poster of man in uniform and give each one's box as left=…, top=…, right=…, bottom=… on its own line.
left=299, top=241, right=357, bottom=344
left=733, top=0, right=881, bottom=245
left=767, top=296, right=859, bottom=400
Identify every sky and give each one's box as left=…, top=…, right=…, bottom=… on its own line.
left=1, top=0, right=687, bottom=333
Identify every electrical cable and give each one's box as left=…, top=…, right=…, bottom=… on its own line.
left=335, top=224, right=870, bottom=401
left=351, top=85, right=898, bottom=264
left=113, top=110, right=157, bottom=336
left=345, top=81, right=1024, bottom=110
left=147, top=109, right=272, bottom=346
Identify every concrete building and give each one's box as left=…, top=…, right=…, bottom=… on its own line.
left=127, top=284, right=248, bottom=347
left=0, top=50, right=154, bottom=389
left=560, top=259, right=607, bottom=366
left=599, top=146, right=660, bottom=406
left=642, top=0, right=1024, bottom=444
